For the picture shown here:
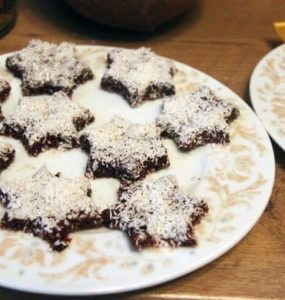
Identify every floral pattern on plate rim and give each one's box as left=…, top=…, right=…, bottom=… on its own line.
left=250, top=43, right=285, bottom=150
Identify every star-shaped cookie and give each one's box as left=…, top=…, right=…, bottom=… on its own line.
left=0, top=166, right=102, bottom=251
left=102, top=175, right=208, bottom=250
left=0, top=91, right=95, bottom=156
left=80, top=116, right=169, bottom=181
left=101, top=47, right=176, bottom=107
left=157, top=86, right=240, bottom=150
left=0, top=142, right=15, bottom=172
left=6, top=39, right=94, bottom=96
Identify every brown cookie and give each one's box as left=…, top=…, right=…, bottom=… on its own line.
left=0, top=92, right=95, bottom=156
left=0, top=166, right=102, bottom=251
left=6, top=39, right=93, bottom=96
left=157, top=86, right=240, bottom=150
left=101, top=47, right=176, bottom=107
left=102, top=175, right=208, bottom=250
left=80, top=116, right=169, bottom=181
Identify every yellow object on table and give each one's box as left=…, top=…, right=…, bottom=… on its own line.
left=274, top=22, right=285, bottom=41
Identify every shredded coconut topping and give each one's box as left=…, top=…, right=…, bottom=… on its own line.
left=157, top=86, right=239, bottom=149
left=81, top=116, right=169, bottom=180
left=6, top=39, right=93, bottom=94
left=109, top=175, right=208, bottom=248
left=2, top=91, right=94, bottom=148
left=0, top=166, right=99, bottom=232
left=102, top=47, right=176, bottom=106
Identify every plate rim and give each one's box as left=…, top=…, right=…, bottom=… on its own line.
left=249, top=43, right=285, bottom=151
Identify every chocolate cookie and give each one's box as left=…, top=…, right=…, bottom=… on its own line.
left=6, top=39, right=93, bottom=96
left=80, top=116, right=169, bottom=181
left=0, top=166, right=102, bottom=251
left=101, top=47, right=176, bottom=107
left=0, top=92, right=95, bottom=156
left=103, top=175, right=208, bottom=250
left=0, top=142, right=15, bottom=172
left=157, top=86, right=240, bottom=150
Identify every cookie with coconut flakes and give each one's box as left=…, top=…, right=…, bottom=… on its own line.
left=6, top=39, right=93, bottom=96
left=101, top=47, right=176, bottom=107
left=157, top=86, right=240, bottom=151
left=102, top=175, right=208, bottom=250
left=0, top=166, right=102, bottom=251
left=80, top=116, right=169, bottom=181
left=0, top=92, right=94, bottom=156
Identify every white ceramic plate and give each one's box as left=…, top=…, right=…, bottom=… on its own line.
left=250, top=44, right=285, bottom=150
left=0, top=46, right=275, bottom=295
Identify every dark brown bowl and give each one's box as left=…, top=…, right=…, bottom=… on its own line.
left=65, top=0, right=195, bottom=32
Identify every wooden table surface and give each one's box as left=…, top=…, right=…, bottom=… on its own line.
left=0, top=0, right=284, bottom=299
